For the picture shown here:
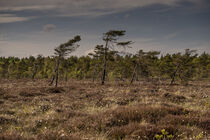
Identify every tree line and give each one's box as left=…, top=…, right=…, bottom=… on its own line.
left=0, top=30, right=210, bottom=86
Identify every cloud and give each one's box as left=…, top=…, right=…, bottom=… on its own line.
left=0, top=5, right=56, bottom=12
left=43, top=24, right=56, bottom=32
left=124, top=14, right=130, bottom=18
left=0, top=14, right=30, bottom=23
left=0, top=33, right=8, bottom=41
left=0, top=0, right=203, bottom=18
left=0, top=0, right=207, bottom=23
left=163, top=32, right=179, bottom=40
left=0, top=40, right=55, bottom=57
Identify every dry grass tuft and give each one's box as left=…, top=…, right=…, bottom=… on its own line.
left=163, top=92, right=187, bottom=103
left=47, top=87, right=65, bottom=93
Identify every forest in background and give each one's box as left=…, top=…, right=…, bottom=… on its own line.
left=0, top=48, right=209, bottom=84
left=0, top=30, right=210, bottom=86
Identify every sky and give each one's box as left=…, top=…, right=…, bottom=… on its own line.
left=0, top=0, right=210, bottom=57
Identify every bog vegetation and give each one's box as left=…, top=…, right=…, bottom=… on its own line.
left=0, top=30, right=210, bottom=140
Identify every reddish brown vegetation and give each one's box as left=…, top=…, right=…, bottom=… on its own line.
left=0, top=79, right=209, bottom=139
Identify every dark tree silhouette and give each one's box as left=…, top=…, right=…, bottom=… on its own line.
left=101, top=30, right=132, bottom=85
left=50, top=35, right=81, bottom=87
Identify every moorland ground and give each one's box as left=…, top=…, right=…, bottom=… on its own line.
left=0, top=79, right=209, bottom=140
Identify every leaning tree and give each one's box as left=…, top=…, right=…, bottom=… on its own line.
left=31, top=55, right=44, bottom=80
left=88, top=45, right=104, bottom=82
left=101, top=30, right=132, bottom=85
left=130, top=50, right=160, bottom=84
left=50, top=35, right=81, bottom=87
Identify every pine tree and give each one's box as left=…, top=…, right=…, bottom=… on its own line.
left=50, top=35, right=81, bottom=87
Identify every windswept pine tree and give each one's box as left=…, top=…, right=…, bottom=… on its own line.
left=130, top=50, right=160, bottom=84
left=101, top=30, right=132, bottom=85
left=50, top=35, right=81, bottom=87
left=88, top=45, right=104, bottom=82
left=31, top=55, right=44, bottom=80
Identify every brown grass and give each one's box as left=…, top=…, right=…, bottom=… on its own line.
left=0, top=79, right=209, bottom=139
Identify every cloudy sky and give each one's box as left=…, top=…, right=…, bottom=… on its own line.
left=0, top=0, right=209, bottom=57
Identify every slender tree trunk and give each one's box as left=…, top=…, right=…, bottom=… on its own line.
left=31, top=65, right=37, bottom=80
left=49, top=57, right=60, bottom=87
left=130, top=63, right=138, bottom=84
left=32, top=72, right=36, bottom=80
left=64, top=68, right=68, bottom=82
left=170, top=73, right=176, bottom=85
left=92, top=68, right=96, bottom=82
left=101, top=57, right=106, bottom=85
left=101, top=37, right=109, bottom=85
left=49, top=75, right=55, bottom=85
left=55, top=57, right=60, bottom=87
left=198, top=64, right=201, bottom=79
left=170, top=64, right=180, bottom=85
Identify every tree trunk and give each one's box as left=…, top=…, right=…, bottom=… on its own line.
left=101, top=37, right=109, bottom=85
left=170, top=64, right=180, bottom=85
left=55, top=57, right=60, bottom=87
left=31, top=65, right=37, bottom=81
left=130, top=63, right=138, bottom=84
left=49, top=57, right=60, bottom=87
left=49, top=75, right=55, bottom=86
left=65, top=70, right=68, bottom=82
left=92, top=68, right=96, bottom=82
left=101, top=58, right=106, bottom=85
left=32, top=72, right=36, bottom=80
